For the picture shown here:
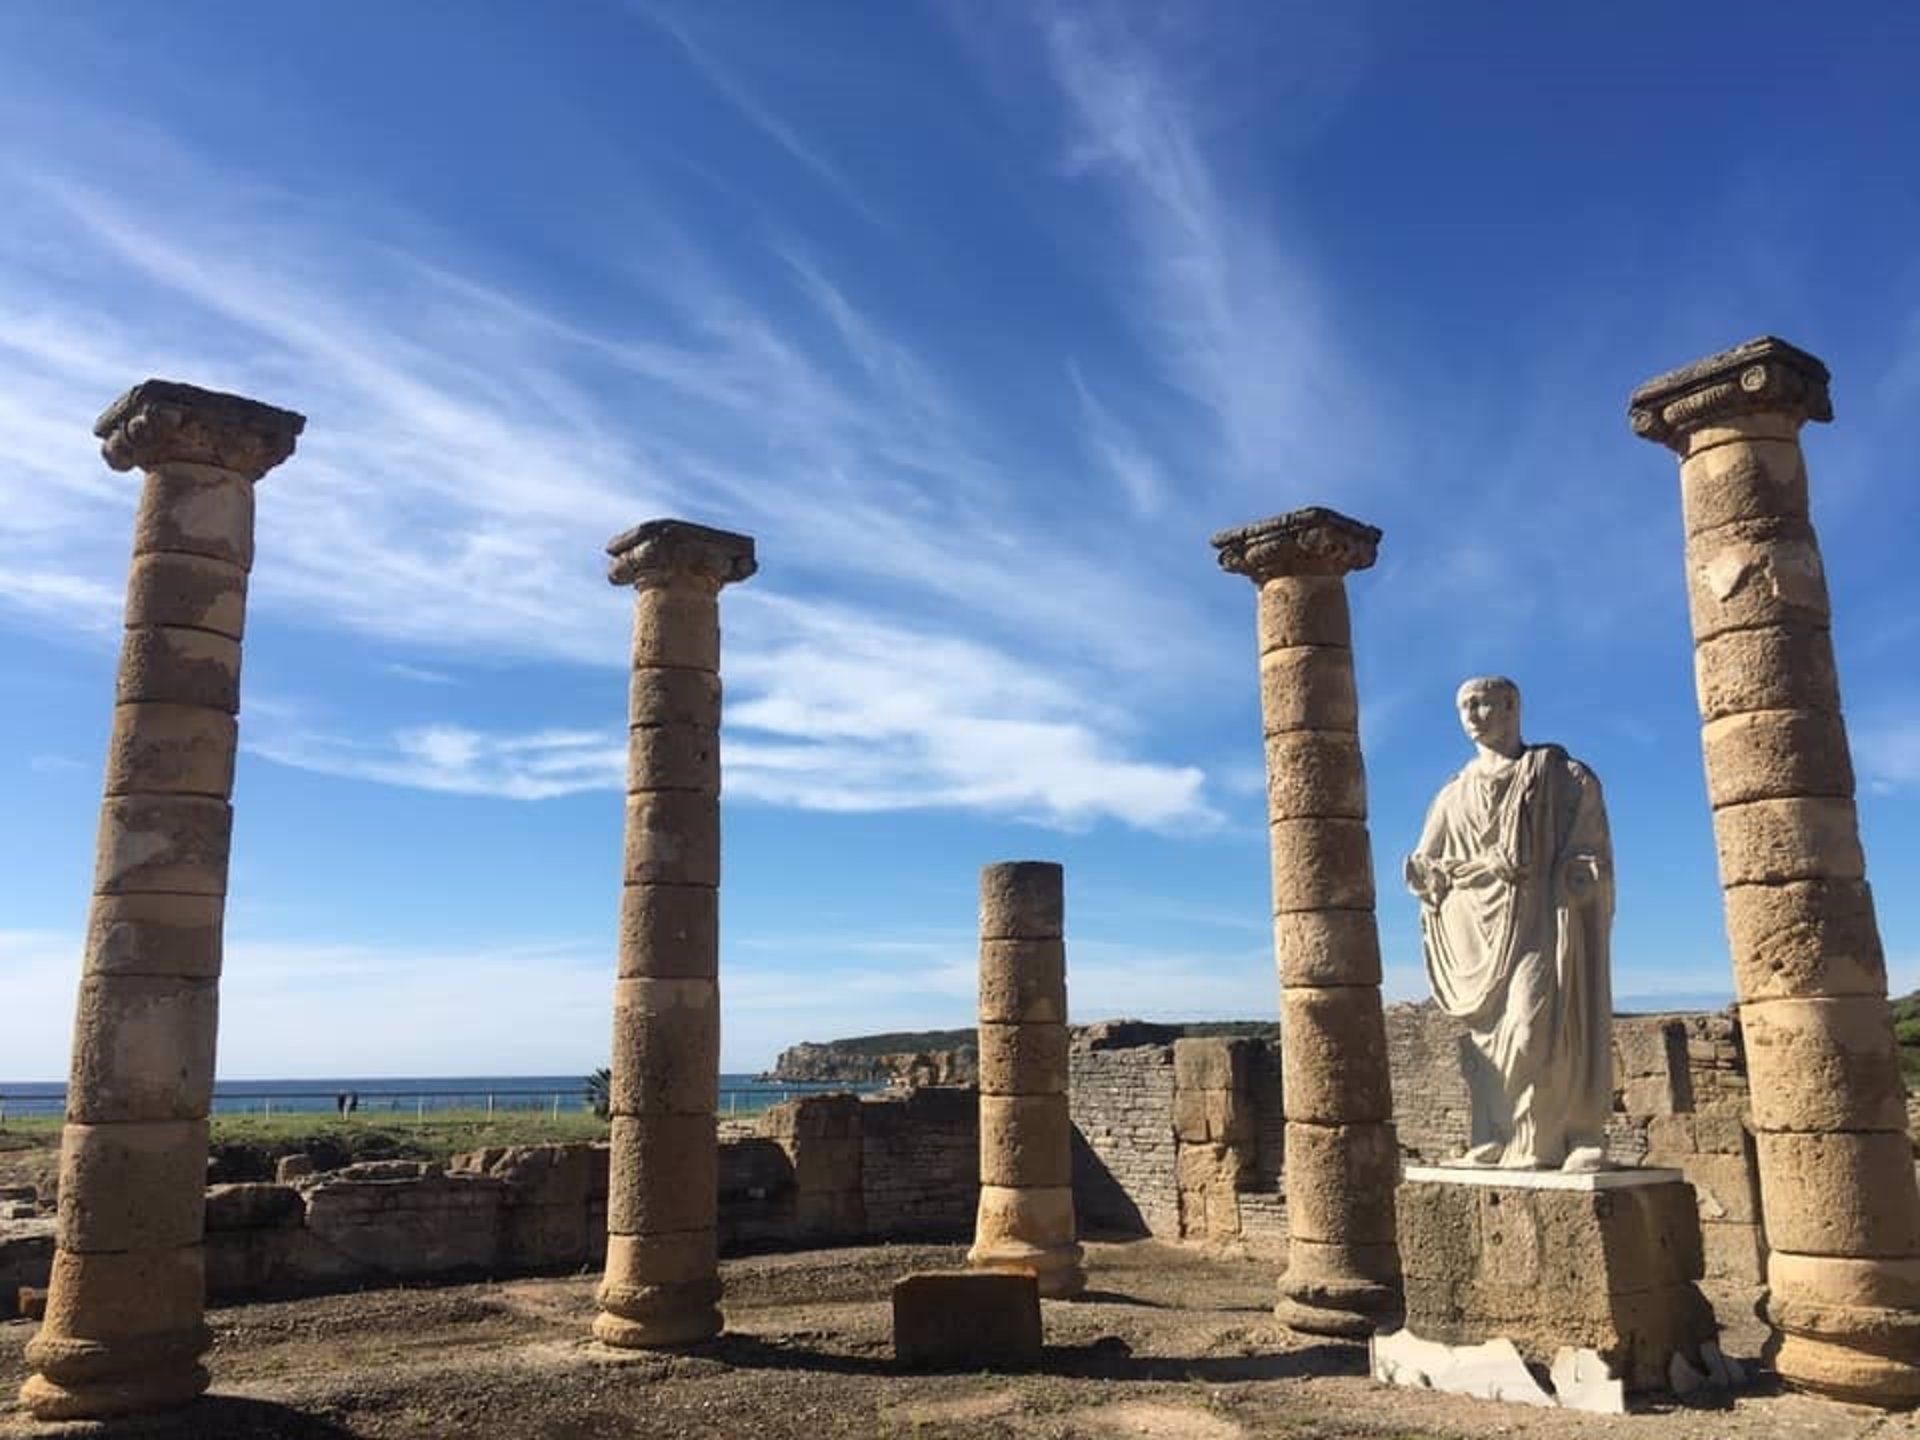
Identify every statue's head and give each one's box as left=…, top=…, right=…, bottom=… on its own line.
left=1455, top=675, right=1521, bottom=754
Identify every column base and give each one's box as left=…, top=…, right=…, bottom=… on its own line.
left=1774, top=1330, right=1920, bottom=1407
left=967, top=1238, right=1087, bottom=1300
left=1279, top=1238, right=1402, bottom=1340
left=19, top=1363, right=209, bottom=1422
left=1766, top=1250, right=1920, bottom=1406
left=593, top=1305, right=723, bottom=1349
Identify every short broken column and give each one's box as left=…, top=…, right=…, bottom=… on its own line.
left=968, top=861, right=1085, bottom=1298
left=595, top=519, right=755, bottom=1349
left=23, top=381, right=304, bottom=1422
left=1630, top=337, right=1920, bottom=1406
left=1213, top=506, right=1401, bottom=1339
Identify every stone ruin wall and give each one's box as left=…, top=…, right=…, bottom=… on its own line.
left=0, top=1003, right=1772, bottom=1318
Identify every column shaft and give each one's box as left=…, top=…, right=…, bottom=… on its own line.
left=1214, top=509, right=1401, bottom=1339
left=596, top=520, right=753, bottom=1349
left=968, top=862, right=1085, bottom=1298
left=1631, top=338, right=1920, bottom=1405
left=23, top=382, right=302, bottom=1422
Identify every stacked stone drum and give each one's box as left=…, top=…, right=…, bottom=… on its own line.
left=968, top=861, right=1086, bottom=1298
left=1631, top=336, right=1920, bottom=1405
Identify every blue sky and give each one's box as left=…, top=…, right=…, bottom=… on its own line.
left=2, top=2, right=1917, bottom=1078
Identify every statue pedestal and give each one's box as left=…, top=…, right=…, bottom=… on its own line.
left=1386, top=1166, right=1717, bottom=1396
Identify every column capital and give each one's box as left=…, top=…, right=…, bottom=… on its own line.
left=1629, top=335, right=1832, bottom=452
left=1212, top=506, right=1380, bottom=584
left=95, top=379, right=305, bottom=482
left=607, top=519, right=757, bottom=589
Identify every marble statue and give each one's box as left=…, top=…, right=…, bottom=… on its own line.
left=1404, top=677, right=1614, bottom=1171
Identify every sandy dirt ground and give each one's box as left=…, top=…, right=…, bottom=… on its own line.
left=1, top=1239, right=1914, bottom=1440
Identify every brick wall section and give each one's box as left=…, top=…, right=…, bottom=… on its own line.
left=1068, top=1035, right=1178, bottom=1237
left=858, top=1086, right=978, bottom=1240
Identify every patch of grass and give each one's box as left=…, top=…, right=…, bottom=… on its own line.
left=1894, top=991, right=1920, bottom=1092
left=0, top=1112, right=614, bottom=1167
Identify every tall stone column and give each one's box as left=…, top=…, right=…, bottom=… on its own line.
left=22, top=381, right=303, bottom=1421
left=1630, top=337, right=1920, bottom=1405
left=595, top=519, right=755, bottom=1349
left=969, top=861, right=1086, bottom=1298
left=1213, top=507, right=1400, bottom=1339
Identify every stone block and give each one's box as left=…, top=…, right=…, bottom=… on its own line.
left=628, top=665, right=722, bottom=728
left=124, top=551, right=249, bottom=639
left=758, top=1093, right=862, bottom=1141
left=1273, top=908, right=1380, bottom=987
left=1254, top=575, right=1351, bottom=653
left=1285, top=1121, right=1397, bottom=1245
left=602, top=1228, right=718, bottom=1290
left=610, top=977, right=719, bottom=1117
left=1171, top=1087, right=1247, bottom=1144
left=1678, top=436, right=1808, bottom=537
left=1280, top=986, right=1392, bottom=1124
left=19, top=1286, right=47, bottom=1320
left=1700, top=1221, right=1766, bottom=1284
left=204, top=1182, right=305, bottom=1232
left=1740, top=995, right=1907, bottom=1132
left=977, top=1022, right=1068, bottom=1096
left=132, top=465, right=254, bottom=568
left=83, top=892, right=224, bottom=980
left=979, top=1094, right=1072, bottom=1189
left=94, top=794, right=233, bottom=896
left=1172, top=1036, right=1258, bottom=1093
left=103, top=704, right=237, bottom=799
left=979, top=861, right=1063, bottom=940
left=1693, top=623, right=1839, bottom=724
left=1269, top=818, right=1374, bottom=910
left=972, top=1183, right=1074, bottom=1249
left=116, top=625, right=242, bottom=713
left=1768, top=1251, right=1920, bottom=1311
left=301, top=1174, right=505, bottom=1276
left=1258, top=645, right=1356, bottom=733
left=607, top=1115, right=717, bottom=1235
left=629, top=585, right=719, bottom=671
left=58, top=1120, right=208, bottom=1251
left=1701, top=708, right=1852, bottom=808
left=1712, top=796, right=1863, bottom=886
left=617, top=883, right=718, bottom=979
left=276, top=1154, right=316, bottom=1182
left=1755, top=1130, right=1920, bottom=1257
left=892, top=1270, right=1041, bottom=1370
left=1724, top=878, right=1886, bottom=1000
left=796, top=1189, right=866, bottom=1238
left=978, top=939, right=1067, bottom=1023
left=1684, top=524, right=1830, bottom=641
left=36, top=1243, right=207, bottom=1341
left=622, top=791, right=719, bottom=887
left=66, top=974, right=218, bottom=1123
left=1662, top=1151, right=1760, bottom=1225
left=626, top=721, right=718, bottom=793
left=1263, top=730, right=1366, bottom=821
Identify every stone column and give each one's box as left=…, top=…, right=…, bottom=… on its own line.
left=969, top=861, right=1086, bottom=1298
left=1213, top=507, right=1400, bottom=1339
left=22, top=381, right=303, bottom=1422
left=1630, top=337, right=1920, bottom=1406
left=595, top=519, right=755, bottom=1349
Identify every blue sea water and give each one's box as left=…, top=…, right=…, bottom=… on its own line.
left=0, top=1074, right=865, bottom=1121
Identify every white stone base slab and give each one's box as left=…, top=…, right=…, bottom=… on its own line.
left=1372, top=1329, right=1628, bottom=1414
left=1404, top=1164, right=1684, bottom=1191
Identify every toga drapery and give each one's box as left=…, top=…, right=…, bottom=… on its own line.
left=1409, top=744, right=1613, bottom=1168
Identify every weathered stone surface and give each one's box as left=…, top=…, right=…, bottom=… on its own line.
left=971, top=1183, right=1076, bottom=1246
left=203, top=1183, right=304, bottom=1232
left=115, top=626, right=241, bottom=713
left=1754, top=1131, right=1920, bottom=1257
left=1629, top=336, right=1831, bottom=453
left=977, top=940, right=1067, bottom=1023
left=1280, top=987, right=1392, bottom=1124
left=893, top=1270, right=1041, bottom=1370
left=1285, top=1122, right=1398, bottom=1245
left=606, top=518, right=756, bottom=591
left=622, top=790, right=720, bottom=887
left=83, top=892, right=224, bottom=980
left=275, top=1155, right=316, bottom=1183
left=99, top=381, right=304, bottom=482
left=1741, top=996, right=1907, bottom=1133
left=616, top=883, right=718, bottom=979
left=1172, top=1037, right=1258, bottom=1094
left=1723, top=879, right=1886, bottom=1001
left=628, top=585, right=720, bottom=671
left=606, top=1115, right=717, bottom=1236
left=1263, top=730, right=1367, bottom=820
left=1272, top=908, right=1380, bottom=987
left=1678, top=437, right=1808, bottom=536
left=1683, top=523, right=1831, bottom=642
left=32, top=1244, right=207, bottom=1343
left=601, top=1229, right=719, bottom=1291
left=302, top=1173, right=505, bottom=1276
left=610, top=978, right=719, bottom=1117
left=1701, top=708, right=1852, bottom=808
left=978, top=1095, right=1072, bottom=1190
left=57, top=1122, right=208, bottom=1252
left=1255, top=575, right=1350, bottom=652
left=123, top=552, right=248, bottom=639
left=592, top=1280, right=722, bottom=1348
left=1269, top=818, right=1374, bottom=911
left=1711, top=796, right=1864, bottom=885
left=1257, top=645, right=1357, bottom=734
left=1694, top=624, right=1838, bottom=723
left=1212, top=506, right=1381, bottom=583
left=979, top=861, right=1063, bottom=939
left=968, top=1182, right=1084, bottom=1298
left=1278, top=1235, right=1401, bottom=1334
left=1170, top=1087, right=1247, bottom=1146
left=66, top=976, right=217, bottom=1123
left=94, top=794, right=232, bottom=896
left=130, top=466, right=256, bottom=568
left=977, top=1022, right=1068, bottom=1096
left=627, top=666, right=721, bottom=728
left=102, top=704, right=237, bottom=799
left=626, top=721, right=719, bottom=793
